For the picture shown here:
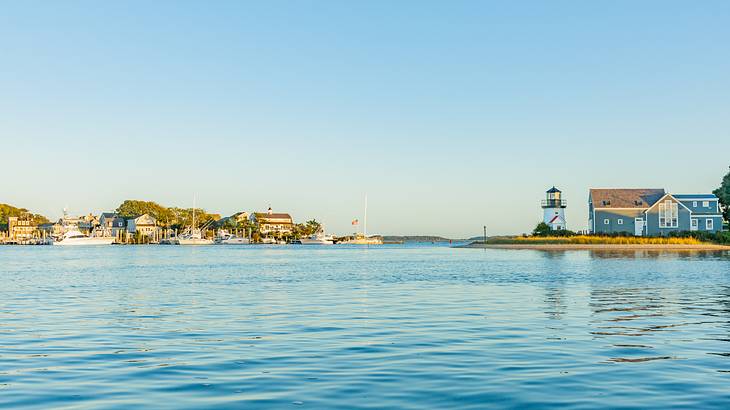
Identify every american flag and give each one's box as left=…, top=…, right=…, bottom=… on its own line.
left=351, top=219, right=359, bottom=225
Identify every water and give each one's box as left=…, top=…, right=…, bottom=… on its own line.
left=2, top=245, right=730, bottom=409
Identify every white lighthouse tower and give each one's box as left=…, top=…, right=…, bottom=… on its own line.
left=542, top=186, right=567, bottom=230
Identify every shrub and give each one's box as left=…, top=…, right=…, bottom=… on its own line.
left=532, top=222, right=576, bottom=237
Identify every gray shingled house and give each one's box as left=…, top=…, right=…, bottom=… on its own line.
left=589, top=189, right=723, bottom=236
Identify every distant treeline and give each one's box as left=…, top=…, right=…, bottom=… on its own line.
left=115, top=199, right=220, bottom=229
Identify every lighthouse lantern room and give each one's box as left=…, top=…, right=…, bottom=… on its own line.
left=542, top=186, right=567, bottom=230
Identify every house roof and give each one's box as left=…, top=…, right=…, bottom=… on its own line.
left=100, top=212, right=116, bottom=219
left=590, top=188, right=665, bottom=208
left=254, top=212, right=293, bottom=222
left=672, top=194, right=718, bottom=200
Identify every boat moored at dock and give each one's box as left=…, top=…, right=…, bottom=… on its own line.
left=52, top=228, right=115, bottom=246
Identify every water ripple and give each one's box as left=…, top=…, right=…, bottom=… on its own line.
left=1, top=246, right=730, bottom=408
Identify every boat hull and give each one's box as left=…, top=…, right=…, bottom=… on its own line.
left=339, top=238, right=383, bottom=245
left=218, top=238, right=250, bottom=245
left=299, top=239, right=334, bottom=245
left=178, top=238, right=214, bottom=245
left=53, top=237, right=115, bottom=246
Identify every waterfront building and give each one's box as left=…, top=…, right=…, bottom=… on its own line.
left=589, top=189, right=723, bottom=236
left=234, top=211, right=249, bottom=223
left=250, top=207, right=293, bottom=235
left=126, top=213, right=160, bottom=239
left=99, top=212, right=127, bottom=237
left=8, top=215, right=38, bottom=241
left=542, top=187, right=567, bottom=230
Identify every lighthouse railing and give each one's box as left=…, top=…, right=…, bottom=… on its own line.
left=541, top=199, right=567, bottom=207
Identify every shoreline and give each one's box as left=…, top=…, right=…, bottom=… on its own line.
left=456, top=243, right=730, bottom=251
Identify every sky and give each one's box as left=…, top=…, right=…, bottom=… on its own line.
left=1, top=1, right=729, bottom=238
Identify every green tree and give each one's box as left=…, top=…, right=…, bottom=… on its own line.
left=532, top=222, right=552, bottom=236
left=167, top=207, right=217, bottom=230
left=116, top=200, right=172, bottom=226
left=0, top=203, right=49, bottom=230
left=713, top=166, right=730, bottom=223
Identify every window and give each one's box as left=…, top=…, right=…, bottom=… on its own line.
left=707, top=219, right=714, bottom=230
left=693, top=201, right=698, bottom=207
left=604, top=219, right=610, bottom=225
left=703, top=201, right=710, bottom=208
left=658, top=200, right=678, bottom=228
left=617, top=219, right=624, bottom=225
left=691, top=219, right=698, bottom=229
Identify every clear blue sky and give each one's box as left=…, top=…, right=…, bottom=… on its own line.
left=2, top=1, right=729, bottom=237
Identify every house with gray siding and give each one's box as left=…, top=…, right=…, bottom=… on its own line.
left=589, top=189, right=723, bottom=236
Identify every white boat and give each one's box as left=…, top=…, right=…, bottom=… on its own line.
left=53, top=228, right=115, bottom=246
left=177, top=228, right=213, bottom=245
left=215, top=230, right=250, bottom=245
left=300, top=226, right=334, bottom=245
left=177, top=196, right=214, bottom=245
left=259, top=237, right=287, bottom=244
left=338, top=233, right=383, bottom=245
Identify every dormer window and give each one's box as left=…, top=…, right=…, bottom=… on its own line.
left=703, top=201, right=710, bottom=207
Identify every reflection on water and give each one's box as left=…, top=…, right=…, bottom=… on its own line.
left=1, top=246, right=730, bottom=409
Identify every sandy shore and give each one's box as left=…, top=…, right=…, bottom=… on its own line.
left=456, top=243, right=730, bottom=251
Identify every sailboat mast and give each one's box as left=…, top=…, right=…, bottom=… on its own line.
left=364, top=194, right=367, bottom=237
left=192, top=195, right=196, bottom=230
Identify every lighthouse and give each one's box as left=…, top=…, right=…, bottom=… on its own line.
left=542, top=186, right=567, bottom=230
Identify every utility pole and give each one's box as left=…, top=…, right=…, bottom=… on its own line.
left=483, top=225, right=487, bottom=244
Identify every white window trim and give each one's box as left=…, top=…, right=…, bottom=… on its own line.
left=693, top=201, right=698, bottom=207
left=658, top=200, right=679, bottom=228
left=706, top=219, right=714, bottom=230
left=703, top=201, right=710, bottom=208
left=617, top=219, right=623, bottom=225
left=604, top=219, right=610, bottom=225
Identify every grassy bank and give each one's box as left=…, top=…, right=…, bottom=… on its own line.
left=485, top=235, right=706, bottom=245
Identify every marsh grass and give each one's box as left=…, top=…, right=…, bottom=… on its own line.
left=488, top=235, right=705, bottom=245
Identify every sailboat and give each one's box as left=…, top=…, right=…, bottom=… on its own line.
left=177, top=196, right=214, bottom=245
left=339, top=195, right=383, bottom=245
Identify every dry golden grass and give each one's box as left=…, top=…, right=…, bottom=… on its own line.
left=491, top=235, right=704, bottom=245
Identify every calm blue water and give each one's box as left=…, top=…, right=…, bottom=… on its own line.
left=2, top=245, right=730, bottom=409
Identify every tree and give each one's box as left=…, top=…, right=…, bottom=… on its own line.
left=116, top=200, right=172, bottom=226
left=0, top=203, right=49, bottom=230
left=532, top=222, right=552, bottom=236
left=713, top=166, right=730, bottom=223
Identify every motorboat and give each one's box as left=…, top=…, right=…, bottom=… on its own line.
left=53, top=228, right=115, bottom=246
left=299, top=227, right=334, bottom=245
left=259, top=237, right=287, bottom=244
left=215, top=230, right=250, bottom=245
